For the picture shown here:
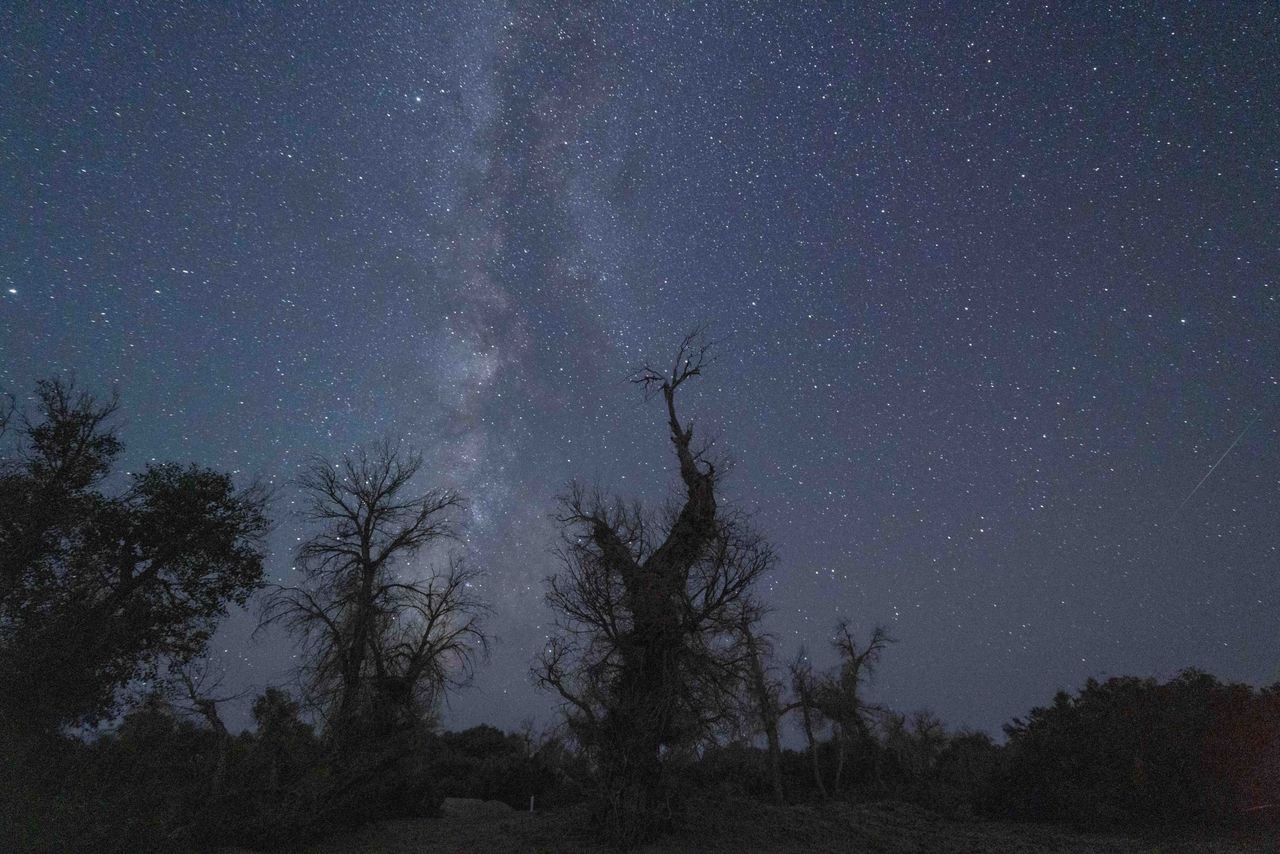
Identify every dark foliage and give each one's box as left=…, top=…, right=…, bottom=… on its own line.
left=687, top=716, right=1000, bottom=821
left=689, top=670, right=1280, bottom=832
left=0, top=378, right=269, bottom=732
left=0, top=701, right=593, bottom=852
left=1, top=689, right=322, bottom=852
left=990, top=669, right=1280, bottom=826
left=427, top=724, right=586, bottom=810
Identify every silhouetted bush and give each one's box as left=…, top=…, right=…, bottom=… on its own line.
left=686, top=743, right=782, bottom=801
left=1, top=687, right=453, bottom=852
left=2, top=697, right=231, bottom=853
left=988, top=669, right=1280, bottom=826
left=688, top=738, right=897, bottom=807
left=427, top=724, right=584, bottom=809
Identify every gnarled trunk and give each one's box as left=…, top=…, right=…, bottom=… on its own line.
left=799, top=698, right=828, bottom=799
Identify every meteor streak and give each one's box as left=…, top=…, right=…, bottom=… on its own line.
left=1167, top=409, right=1263, bottom=522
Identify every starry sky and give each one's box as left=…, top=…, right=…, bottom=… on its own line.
left=3, top=2, right=1277, bottom=737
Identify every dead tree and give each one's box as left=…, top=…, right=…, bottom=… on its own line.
left=882, top=708, right=947, bottom=783
left=818, top=621, right=892, bottom=793
left=789, top=649, right=829, bottom=799
left=535, top=331, right=775, bottom=845
left=167, top=657, right=241, bottom=796
left=740, top=610, right=786, bottom=805
left=261, top=439, right=488, bottom=757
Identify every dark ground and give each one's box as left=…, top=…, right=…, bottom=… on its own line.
left=282, top=798, right=1276, bottom=854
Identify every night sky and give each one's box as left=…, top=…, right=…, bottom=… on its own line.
left=3, top=2, right=1277, bottom=737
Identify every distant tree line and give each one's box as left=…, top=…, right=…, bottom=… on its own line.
left=1, top=334, right=1277, bottom=852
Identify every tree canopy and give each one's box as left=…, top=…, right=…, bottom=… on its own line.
left=0, top=378, right=270, bottom=731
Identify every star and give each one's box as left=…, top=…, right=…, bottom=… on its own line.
left=1, top=0, right=1274, bottom=739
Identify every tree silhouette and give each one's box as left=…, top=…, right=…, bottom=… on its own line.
left=535, top=330, right=775, bottom=844
left=250, top=687, right=318, bottom=797
left=167, top=657, right=242, bottom=796
left=996, top=669, right=1280, bottom=823
left=784, top=622, right=892, bottom=798
left=788, top=648, right=829, bottom=799
left=262, top=439, right=488, bottom=756
left=0, top=378, right=269, bottom=732
left=817, top=621, right=892, bottom=793
left=741, top=611, right=786, bottom=805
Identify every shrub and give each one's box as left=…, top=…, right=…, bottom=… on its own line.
left=989, top=670, right=1280, bottom=826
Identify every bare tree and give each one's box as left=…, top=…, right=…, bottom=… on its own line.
left=818, top=621, right=893, bottom=793
left=167, top=657, right=244, bottom=796
left=262, top=439, right=488, bottom=755
left=535, top=331, right=775, bottom=844
left=740, top=610, right=786, bottom=805
left=789, top=648, right=829, bottom=799
left=882, top=708, right=947, bottom=783
left=784, top=622, right=894, bottom=799
left=0, top=391, right=14, bottom=440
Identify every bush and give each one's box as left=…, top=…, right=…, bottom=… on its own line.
left=988, top=670, right=1280, bottom=826
left=428, top=724, right=578, bottom=809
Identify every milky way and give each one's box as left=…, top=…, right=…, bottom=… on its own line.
left=2, top=2, right=1277, bottom=735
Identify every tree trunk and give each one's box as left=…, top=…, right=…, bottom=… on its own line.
left=799, top=700, right=827, bottom=799
left=833, top=727, right=846, bottom=794
left=334, top=551, right=377, bottom=759
left=194, top=699, right=230, bottom=797
left=744, top=627, right=784, bottom=805
left=760, top=695, right=784, bottom=807
left=593, top=369, right=718, bottom=844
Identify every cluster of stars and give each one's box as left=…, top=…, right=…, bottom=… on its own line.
left=1, top=2, right=1276, bottom=735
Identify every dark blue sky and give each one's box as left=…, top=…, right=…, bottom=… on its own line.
left=3, top=1, right=1277, bottom=736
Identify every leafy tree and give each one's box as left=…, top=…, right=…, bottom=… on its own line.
left=881, top=708, right=947, bottom=790
left=929, top=729, right=1000, bottom=814
left=429, top=724, right=566, bottom=809
left=0, top=378, right=269, bottom=732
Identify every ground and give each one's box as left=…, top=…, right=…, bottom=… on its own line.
left=298, top=799, right=1275, bottom=853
